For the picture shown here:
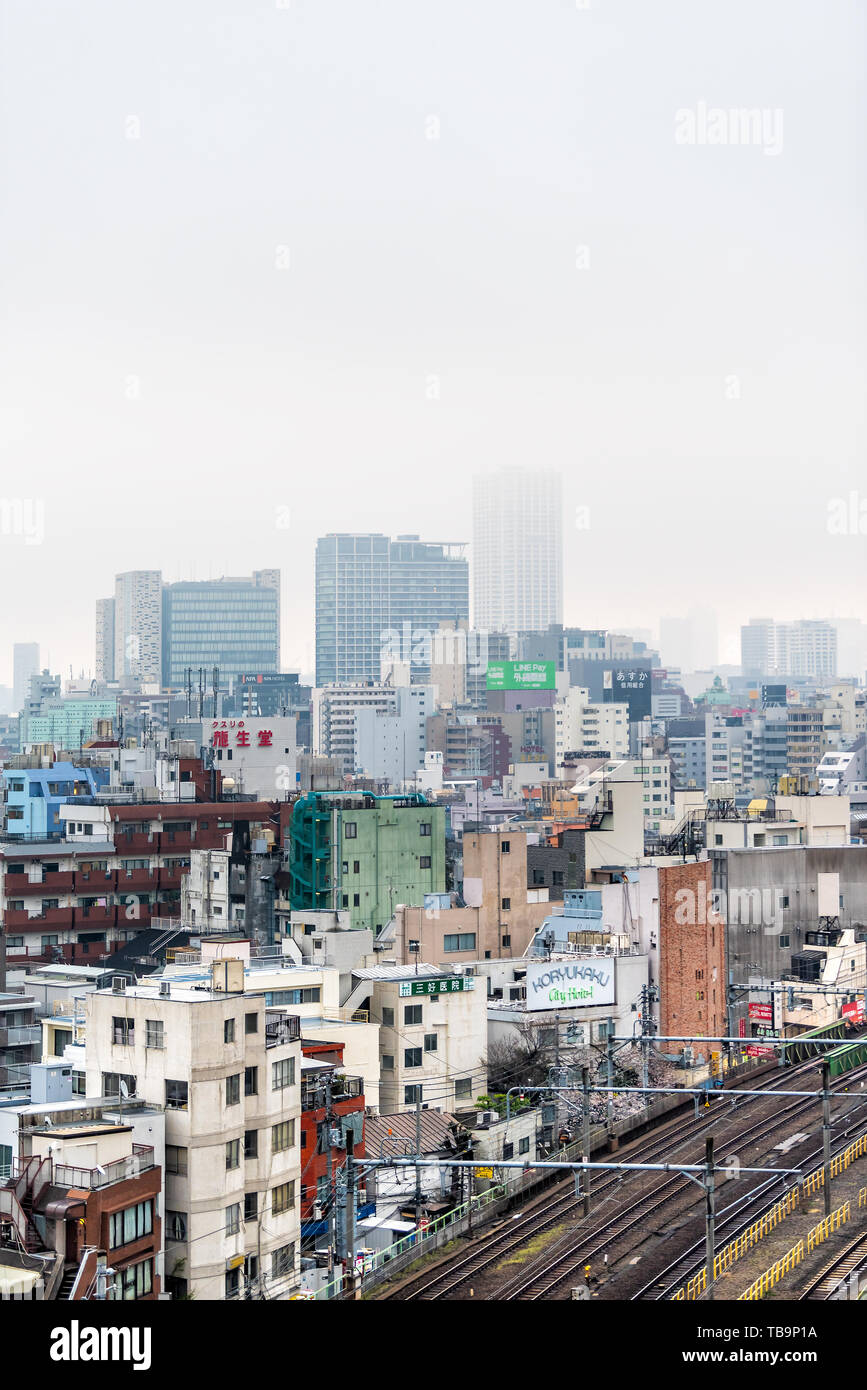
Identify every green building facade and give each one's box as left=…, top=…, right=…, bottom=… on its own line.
left=289, top=792, right=446, bottom=931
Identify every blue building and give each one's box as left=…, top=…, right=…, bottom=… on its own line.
left=3, top=762, right=108, bottom=840
left=530, top=888, right=604, bottom=955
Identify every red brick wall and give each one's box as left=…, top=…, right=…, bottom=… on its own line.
left=658, top=861, right=727, bottom=1053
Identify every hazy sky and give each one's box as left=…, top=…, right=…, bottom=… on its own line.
left=1, top=0, right=864, bottom=684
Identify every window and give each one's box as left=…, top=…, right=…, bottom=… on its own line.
left=5, top=935, right=24, bottom=949
left=353, top=861, right=360, bottom=874
left=353, top=893, right=360, bottom=907
left=781, top=895, right=790, bottom=909
left=165, top=1145, right=188, bottom=1175
left=110, top=1259, right=153, bottom=1301
left=419, top=822, right=431, bottom=837
left=382, top=1006, right=395, bottom=1027
left=344, top=822, right=357, bottom=838
left=226, top=1073, right=241, bottom=1106
left=342, top=861, right=349, bottom=875
left=454, top=1078, right=472, bottom=1100
left=272, top=1120, right=295, bottom=1152
left=382, top=1054, right=394, bottom=1070
left=404, top=1004, right=423, bottom=1026
left=779, top=935, right=790, bottom=948
left=272, top=1244, right=295, bottom=1279
left=342, top=894, right=348, bottom=908
left=424, top=1033, right=438, bottom=1052
left=420, top=856, right=431, bottom=870
left=102, top=1072, right=136, bottom=1098
left=519, top=1136, right=530, bottom=1155
left=244, top=1066, right=258, bottom=1096
left=500, top=840, right=510, bottom=854
left=271, top=1180, right=296, bottom=1214
left=225, top=1268, right=240, bottom=1299
left=109, top=1200, right=153, bottom=1249
left=245, top=1012, right=259, bottom=1034
left=112, top=1017, right=134, bottom=1046
left=404, top=1047, right=422, bottom=1068
left=502, top=934, right=511, bottom=948
left=263, top=987, right=321, bottom=1006
left=225, top=1204, right=241, bottom=1236
left=552, top=871, right=564, bottom=886
left=404, top=1085, right=422, bottom=1105
left=165, top=1079, right=188, bottom=1110
left=444, top=932, right=476, bottom=952
left=532, top=869, right=545, bottom=886
left=224, top=1019, right=236, bottom=1044
left=166, top=1210, right=187, bottom=1242
left=244, top=1192, right=258, bottom=1222
left=503, top=1142, right=514, bottom=1160
left=226, top=1139, right=240, bottom=1170
left=501, top=897, right=511, bottom=911
left=244, top=1130, right=258, bottom=1160
left=145, top=1019, right=164, bottom=1050
left=272, top=1058, right=295, bottom=1090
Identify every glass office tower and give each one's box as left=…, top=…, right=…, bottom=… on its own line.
left=161, top=572, right=280, bottom=689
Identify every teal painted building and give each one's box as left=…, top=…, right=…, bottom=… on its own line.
left=25, top=700, right=118, bottom=751
left=289, top=792, right=446, bottom=932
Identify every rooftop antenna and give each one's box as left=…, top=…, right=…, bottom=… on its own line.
left=185, top=667, right=193, bottom=720
left=198, top=668, right=205, bottom=720
left=212, top=666, right=219, bottom=720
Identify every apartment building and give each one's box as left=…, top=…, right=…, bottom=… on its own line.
left=343, top=964, right=487, bottom=1113
left=85, top=967, right=302, bottom=1300
left=554, top=687, right=630, bottom=773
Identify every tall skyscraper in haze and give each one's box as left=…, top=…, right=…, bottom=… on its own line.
left=315, top=535, right=468, bottom=686
left=114, top=571, right=162, bottom=686
left=12, top=643, right=40, bottom=710
left=161, top=571, right=280, bottom=688
left=95, top=597, right=116, bottom=681
left=472, top=468, right=563, bottom=636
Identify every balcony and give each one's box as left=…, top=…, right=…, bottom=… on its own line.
left=301, top=1075, right=363, bottom=1110
left=75, top=905, right=118, bottom=927
left=265, top=1014, right=302, bottom=1048
left=8, top=872, right=76, bottom=895
left=115, top=868, right=156, bottom=892
left=3, top=907, right=74, bottom=929
left=49, top=1144, right=155, bottom=1191
left=0, top=1024, right=41, bottom=1048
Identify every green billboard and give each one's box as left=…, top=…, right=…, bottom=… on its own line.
left=486, top=660, right=555, bottom=691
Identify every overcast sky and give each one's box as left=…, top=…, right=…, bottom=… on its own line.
left=1, top=0, right=864, bottom=684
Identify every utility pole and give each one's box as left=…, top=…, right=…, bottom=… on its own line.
left=344, top=1131, right=357, bottom=1296
left=822, top=1060, right=832, bottom=1218
left=705, top=1136, right=715, bottom=1302
left=414, top=1098, right=423, bottom=1227
left=606, top=1018, right=614, bottom=1131
left=324, top=1074, right=335, bottom=1273
left=582, top=1066, right=591, bottom=1218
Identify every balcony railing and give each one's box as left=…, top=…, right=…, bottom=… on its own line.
left=265, top=1014, right=302, bottom=1048
left=50, top=1143, right=155, bottom=1190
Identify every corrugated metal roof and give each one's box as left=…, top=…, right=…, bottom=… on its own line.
left=352, top=964, right=445, bottom=981
left=364, top=1110, right=466, bottom=1155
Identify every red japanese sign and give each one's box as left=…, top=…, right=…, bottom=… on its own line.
left=211, top=720, right=272, bottom=749
left=748, top=1002, right=773, bottom=1022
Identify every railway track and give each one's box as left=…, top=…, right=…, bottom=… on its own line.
left=633, top=1099, right=867, bottom=1301
left=491, top=1061, right=867, bottom=1302
left=384, top=1055, right=833, bottom=1302
left=798, top=1228, right=867, bottom=1300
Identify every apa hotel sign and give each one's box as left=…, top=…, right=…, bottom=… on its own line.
left=526, top=959, right=616, bottom=1012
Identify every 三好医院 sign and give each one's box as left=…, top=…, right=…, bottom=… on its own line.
left=398, top=977, right=475, bottom=997
left=525, top=959, right=615, bottom=1011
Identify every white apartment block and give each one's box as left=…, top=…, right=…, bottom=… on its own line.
left=85, top=967, right=302, bottom=1301
left=313, top=683, right=398, bottom=775
left=472, top=468, right=563, bottom=636
left=114, top=571, right=162, bottom=688
left=343, top=965, right=488, bottom=1114
left=353, top=685, right=434, bottom=787
left=741, top=618, right=837, bottom=680
left=554, top=687, right=629, bottom=773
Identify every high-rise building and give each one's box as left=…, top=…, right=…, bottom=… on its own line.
left=95, top=598, right=116, bottom=682
left=114, top=571, right=163, bottom=687
left=12, top=643, right=39, bottom=710
left=314, top=535, right=468, bottom=686
left=741, top=618, right=837, bottom=680
left=660, top=609, right=718, bottom=673
left=161, top=572, right=280, bottom=689
left=472, top=468, right=562, bottom=636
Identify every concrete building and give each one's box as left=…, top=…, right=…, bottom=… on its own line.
left=554, top=687, right=629, bottom=773
left=472, top=468, right=562, bottom=636
left=344, top=963, right=488, bottom=1113
left=175, top=715, right=297, bottom=800
left=12, top=643, right=40, bottom=711
left=354, top=685, right=434, bottom=787
left=95, top=599, right=116, bottom=683
left=289, top=792, right=445, bottom=933
left=85, top=968, right=302, bottom=1300
left=114, top=571, right=162, bottom=688
left=314, top=681, right=398, bottom=776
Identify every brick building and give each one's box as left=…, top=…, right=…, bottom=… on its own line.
left=299, top=1039, right=366, bottom=1238
left=526, top=826, right=586, bottom=899
left=657, top=860, right=726, bottom=1053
